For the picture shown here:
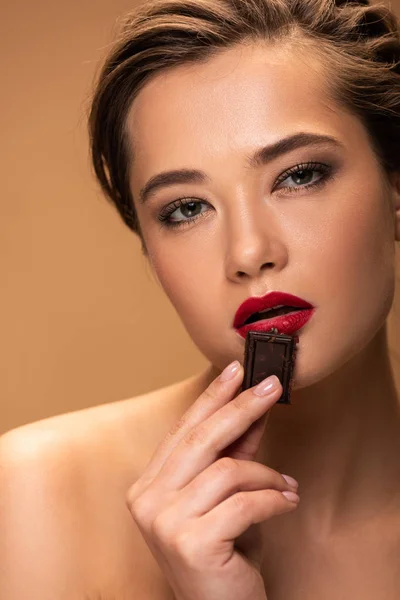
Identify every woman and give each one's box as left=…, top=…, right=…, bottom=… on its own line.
left=2, top=0, right=400, bottom=598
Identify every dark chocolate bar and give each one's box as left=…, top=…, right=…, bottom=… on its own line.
left=241, top=330, right=298, bottom=404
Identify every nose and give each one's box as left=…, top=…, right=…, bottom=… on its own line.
left=225, top=208, right=288, bottom=282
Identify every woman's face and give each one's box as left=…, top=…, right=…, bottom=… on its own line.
left=127, top=41, right=399, bottom=389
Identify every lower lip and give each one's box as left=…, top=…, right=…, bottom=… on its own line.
left=235, top=308, right=315, bottom=339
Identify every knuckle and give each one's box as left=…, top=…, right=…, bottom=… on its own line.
left=127, top=493, right=155, bottom=528
left=182, top=425, right=207, bottom=448
left=125, top=484, right=139, bottom=510
left=151, top=513, right=174, bottom=543
left=231, top=491, right=248, bottom=513
left=215, top=456, right=240, bottom=475
left=126, top=494, right=147, bottom=521
left=173, top=530, right=198, bottom=565
left=166, top=415, right=190, bottom=440
left=153, top=519, right=201, bottom=567
left=231, top=395, right=249, bottom=412
left=126, top=478, right=146, bottom=507
left=201, top=384, right=219, bottom=404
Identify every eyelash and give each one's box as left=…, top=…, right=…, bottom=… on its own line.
left=157, top=161, right=333, bottom=229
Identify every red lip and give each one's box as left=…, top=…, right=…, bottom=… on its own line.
left=233, top=291, right=315, bottom=338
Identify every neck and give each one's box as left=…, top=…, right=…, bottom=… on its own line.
left=264, top=324, right=400, bottom=535
left=200, top=324, right=400, bottom=536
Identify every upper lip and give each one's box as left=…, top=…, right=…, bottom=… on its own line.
left=233, top=291, right=314, bottom=329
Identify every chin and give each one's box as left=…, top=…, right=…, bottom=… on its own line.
left=290, top=322, right=386, bottom=393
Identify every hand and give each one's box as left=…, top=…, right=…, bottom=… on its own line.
left=126, top=361, right=299, bottom=600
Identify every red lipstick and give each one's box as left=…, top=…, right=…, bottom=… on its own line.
left=233, top=291, right=315, bottom=339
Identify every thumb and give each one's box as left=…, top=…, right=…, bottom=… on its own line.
left=235, top=523, right=264, bottom=570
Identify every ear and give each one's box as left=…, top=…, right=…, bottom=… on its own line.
left=387, top=170, right=400, bottom=242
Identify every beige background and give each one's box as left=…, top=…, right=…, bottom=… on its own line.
left=1, top=0, right=400, bottom=435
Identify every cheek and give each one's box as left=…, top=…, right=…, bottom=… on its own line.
left=300, top=185, right=395, bottom=363
left=148, top=243, right=218, bottom=321
left=315, top=189, right=393, bottom=298
left=287, top=187, right=395, bottom=388
left=147, top=234, right=233, bottom=362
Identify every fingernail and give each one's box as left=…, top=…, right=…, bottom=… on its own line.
left=253, top=375, right=280, bottom=396
left=281, top=474, right=299, bottom=489
left=282, top=491, right=300, bottom=503
left=219, top=360, right=240, bottom=382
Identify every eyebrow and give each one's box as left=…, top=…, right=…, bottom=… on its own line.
left=138, top=132, right=344, bottom=205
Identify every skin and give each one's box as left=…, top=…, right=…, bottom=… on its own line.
left=125, top=39, right=400, bottom=592
left=2, top=39, right=400, bottom=600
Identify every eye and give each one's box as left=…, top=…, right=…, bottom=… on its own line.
left=158, top=198, right=211, bottom=228
left=273, top=162, right=332, bottom=193
left=157, top=161, right=334, bottom=229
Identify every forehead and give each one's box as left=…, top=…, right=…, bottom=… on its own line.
left=126, top=42, right=356, bottom=178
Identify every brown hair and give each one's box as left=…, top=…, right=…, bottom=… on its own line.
left=88, top=0, right=400, bottom=251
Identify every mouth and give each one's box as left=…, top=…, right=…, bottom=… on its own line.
left=242, top=305, right=302, bottom=325
left=233, top=291, right=315, bottom=338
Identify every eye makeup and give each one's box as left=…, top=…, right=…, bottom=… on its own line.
left=157, top=160, right=335, bottom=229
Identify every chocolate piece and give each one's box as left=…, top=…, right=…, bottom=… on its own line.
left=241, top=330, right=299, bottom=404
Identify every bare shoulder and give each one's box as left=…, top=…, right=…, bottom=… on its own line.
left=0, top=370, right=207, bottom=600
left=1, top=368, right=204, bottom=472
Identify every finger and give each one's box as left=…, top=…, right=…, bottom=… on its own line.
left=153, top=376, right=282, bottom=491
left=135, top=361, right=244, bottom=484
left=200, top=488, right=299, bottom=543
left=219, top=376, right=282, bottom=463
left=221, top=410, right=270, bottom=462
left=162, top=459, right=297, bottom=522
